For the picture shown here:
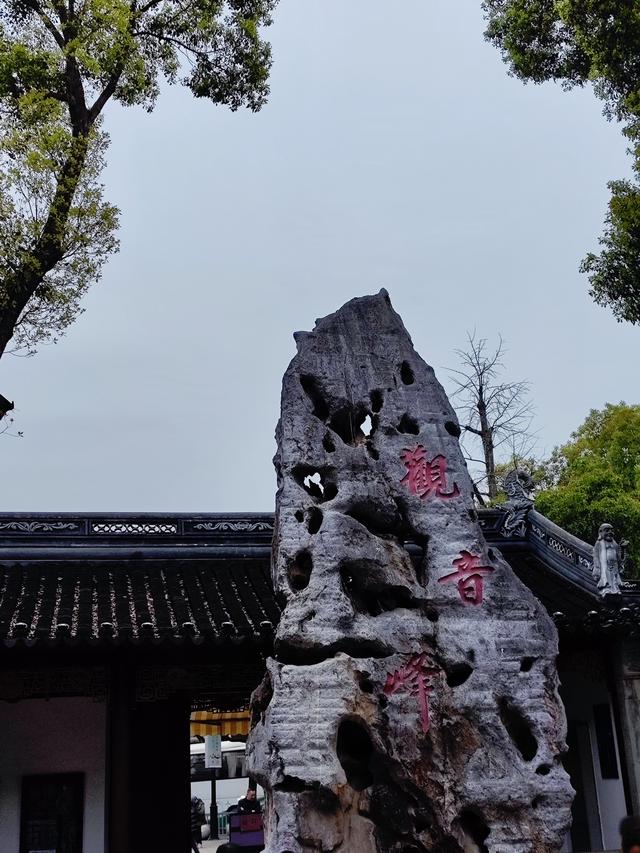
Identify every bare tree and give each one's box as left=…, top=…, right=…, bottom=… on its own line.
left=449, top=333, right=535, bottom=504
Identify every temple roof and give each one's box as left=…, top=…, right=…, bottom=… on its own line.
left=0, top=510, right=638, bottom=648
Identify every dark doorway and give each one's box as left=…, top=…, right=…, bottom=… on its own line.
left=564, top=721, right=604, bottom=852
left=20, top=772, right=84, bottom=853
left=130, top=695, right=191, bottom=853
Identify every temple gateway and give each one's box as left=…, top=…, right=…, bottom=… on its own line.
left=0, top=291, right=638, bottom=852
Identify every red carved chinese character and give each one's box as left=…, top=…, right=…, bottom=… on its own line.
left=384, top=653, right=439, bottom=733
left=438, top=550, right=495, bottom=605
left=400, top=445, right=460, bottom=500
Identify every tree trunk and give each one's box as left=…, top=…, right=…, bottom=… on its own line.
left=477, top=396, right=497, bottom=500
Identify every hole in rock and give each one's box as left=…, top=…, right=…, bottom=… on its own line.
left=307, top=507, right=323, bottom=535
left=329, top=404, right=371, bottom=446
left=400, top=361, right=415, bottom=385
left=294, top=510, right=304, bottom=523
left=444, top=420, right=461, bottom=438
left=413, top=809, right=432, bottom=832
left=299, top=374, right=329, bottom=420
left=312, top=788, right=340, bottom=813
left=323, top=482, right=338, bottom=501
left=487, top=548, right=495, bottom=559
left=365, top=786, right=416, bottom=837
left=425, top=608, right=439, bottom=623
left=340, top=562, right=415, bottom=616
left=458, top=809, right=490, bottom=853
left=287, top=550, right=313, bottom=592
left=398, top=413, right=419, bottom=435
left=377, top=588, right=415, bottom=611
left=520, top=657, right=536, bottom=673
left=366, top=442, right=380, bottom=460
left=337, top=718, right=374, bottom=791
left=379, top=694, right=388, bottom=708
left=446, top=662, right=473, bottom=688
left=361, top=414, right=373, bottom=436
left=467, top=649, right=476, bottom=663
left=277, top=775, right=308, bottom=793
left=294, top=466, right=338, bottom=503
left=532, top=795, right=545, bottom=809
left=304, top=472, right=324, bottom=497
left=297, top=787, right=340, bottom=816
left=536, top=764, right=551, bottom=776
left=346, top=504, right=401, bottom=540
left=322, top=433, right=335, bottom=453
left=370, top=390, right=384, bottom=412
left=499, top=698, right=538, bottom=761
left=357, top=673, right=374, bottom=694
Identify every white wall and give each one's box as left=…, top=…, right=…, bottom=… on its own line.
left=0, top=697, right=106, bottom=853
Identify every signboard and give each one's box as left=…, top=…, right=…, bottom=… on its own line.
left=240, top=814, right=263, bottom=832
left=204, top=734, right=222, bottom=768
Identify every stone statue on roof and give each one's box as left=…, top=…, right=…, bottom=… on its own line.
left=593, top=523, right=627, bottom=597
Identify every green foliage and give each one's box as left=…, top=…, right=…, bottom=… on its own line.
left=536, top=403, right=640, bottom=570
left=0, top=0, right=277, bottom=356
left=0, top=97, right=118, bottom=352
left=483, top=1, right=640, bottom=324
left=581, top=174, right=640, bottom=323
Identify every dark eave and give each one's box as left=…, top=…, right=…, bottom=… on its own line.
left=0, top=513, right=274, bottom=561
left=0, top=509, right=638, bottom=648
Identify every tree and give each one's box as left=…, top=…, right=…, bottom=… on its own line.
left=0, top=0, right=277, bottom=358
left=536, top=402, right=640, bottom=568
left=482, top=0, right=640, bottom=324
left=449, top=332, right=535, bottom=504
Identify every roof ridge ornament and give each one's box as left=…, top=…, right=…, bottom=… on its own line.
left=593, top=523, right=628, bottom=597
left=499, top=468, right=535, bottom=538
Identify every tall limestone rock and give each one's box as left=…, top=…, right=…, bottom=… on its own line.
left=247, top=291, right=573, bottom=852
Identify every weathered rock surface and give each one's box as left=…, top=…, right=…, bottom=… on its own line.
left=247, top=290, right=573, bottom=852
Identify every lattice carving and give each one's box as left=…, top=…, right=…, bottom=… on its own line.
left=548, top=536, right=576, bottom=561
left=91, top=521, right=178, bottom=535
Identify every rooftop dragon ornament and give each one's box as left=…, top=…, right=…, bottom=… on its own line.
left=500, top=469, right=535, bottom=538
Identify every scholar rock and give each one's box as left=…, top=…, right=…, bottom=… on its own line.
left=248, top=290, right=573, bottom=852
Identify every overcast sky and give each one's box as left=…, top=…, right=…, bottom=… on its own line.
left=0, top=0, right=636, bottom=513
